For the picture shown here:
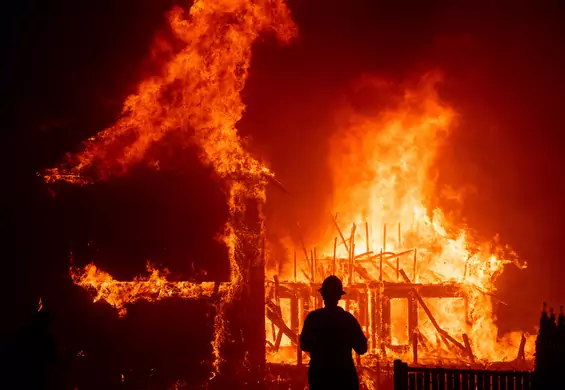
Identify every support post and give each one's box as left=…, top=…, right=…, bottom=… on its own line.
left=332, top=237, right=337, bottom=276
left=311, top=249, right=315, bottom=282
left=369, top=288, right=377, bottom=352
left=379, top=249, right=383, bottom=282
left=365, top=221, right=370, bottom=254
left=383, top=223, right=387, bottom=253
left=412, top=329, right=418, bottom=364
left=290, top=295, right=301, bottom=365
left=293, top=251, right=297, bottom=282
left=314, top=248, right=317, bottom=283
left=409, top=289, right=418, bottom=363
left=413, top=249, right=417, bottom=282
left=349, top=224, right=357, bottom=285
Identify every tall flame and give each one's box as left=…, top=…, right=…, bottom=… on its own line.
left=320, top=74, right=529, bottom=363
left=44, top=0, right=296, bottom=377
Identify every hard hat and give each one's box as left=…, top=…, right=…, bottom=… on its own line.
left=318, top=275, right=346, bottom=297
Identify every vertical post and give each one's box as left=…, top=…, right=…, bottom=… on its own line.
left=412, top=329, right=418, bottom=364
left=298, top=297, right=304, bottom=366
left=359, top=290, right=367, bottom=330
left=314, top=247, right=317, bottom=283
left=365, top=221, right=370, bottom=254
left=393, top=360, right=409, bottom=390
left=349, top=224, right=356, bottom=285
left=383, top=223, right=387, bottom=253
left=369, top=288, right=376, bottom=352
left=293, top=251, right=297, bottom=282
left=397, top=222, right=401, bottom=280
left=311, top=249, right=315, bottom=282
left=351, top=242, right=355, bottom=284
left=290, top=294, right=299, bottom=364
left=413, top=249, right=417, bottom=282
left=332, top=237, right=337, bottom=276
left=240, top=209, right=266, bottom=388
left=409, top=290, right=418, bottom=363
left=379, top=248, right=383, bottom=282
left=302, top=294, right=310, bottom=329
left=377, top=282, right=386, bottom=357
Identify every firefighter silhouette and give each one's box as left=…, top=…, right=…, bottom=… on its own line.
left=300, top=275, right=367, bottom=390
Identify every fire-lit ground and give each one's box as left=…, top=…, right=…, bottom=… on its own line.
left=11, top=0, right=560, bottom=388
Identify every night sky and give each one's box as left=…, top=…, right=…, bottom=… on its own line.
left=2, top=0, right=565, bottom=387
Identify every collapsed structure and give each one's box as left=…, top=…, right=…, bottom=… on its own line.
left=264, top=75, right=534, bottom=382
left=265, top=222, right=529, bottom=369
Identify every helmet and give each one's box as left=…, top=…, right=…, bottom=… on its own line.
left=318, top=275, right=346, bottom=297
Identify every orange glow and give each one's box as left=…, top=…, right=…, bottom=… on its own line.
left=71, top=263, right=230, bottom=317
left=267, top=74, right=532, bottom=366
left=43, top=0, right=296, bottom=378
left=42, top=0, right=531, bottom=374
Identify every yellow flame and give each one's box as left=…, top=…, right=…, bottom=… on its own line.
left=267, top=74, right=531, bottom=366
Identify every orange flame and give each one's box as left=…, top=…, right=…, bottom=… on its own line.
left=44, top=0, right=296, bottom=377
left=323, top=74, right=529, bottom=363
left=266, top=74, right=532, bottom=366
left=71, top=263, right=230, bottom=317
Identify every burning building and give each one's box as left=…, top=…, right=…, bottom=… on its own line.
left=263, top=76, right=534, bottom=386
left=41, top=0, right=534, bottom=388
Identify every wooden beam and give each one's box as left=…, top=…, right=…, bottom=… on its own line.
left=399, top=270, right=469, bottom=358
left=266, top=304, right=298, bottom=346
left=332, top=213, right=350, bottom=254
left=462, top=333, right=476, bottom=364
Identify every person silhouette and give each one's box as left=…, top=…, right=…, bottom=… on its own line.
left=299, top=275, right=367, bottom=390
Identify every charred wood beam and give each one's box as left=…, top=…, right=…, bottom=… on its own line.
left=353, top=263, right=377, bottom=282
left=300, top=269, right=313, bottom=284
left=266, top=304, right=298, bottom=346
left=399, top=270, right=470, bottom=360
left=331, top=213, right=350, bottom=254
left=462, top=334, right=476, bottom=364
left=274, top=329, right=284, bottom=351
left=295, top=222, right=312, bottom=269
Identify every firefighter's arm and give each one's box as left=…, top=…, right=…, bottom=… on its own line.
left=351, top=316, right=368, bottom=355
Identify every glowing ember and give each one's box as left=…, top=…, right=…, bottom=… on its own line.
left=43, top=0, right=296, bottom=378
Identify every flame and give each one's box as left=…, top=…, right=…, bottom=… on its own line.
left=43, top=0, right=296, bottom=378
left=322, top=74, right=528, bottom=363
left=266, top=74, right=532, bottom=367
left=71, top=263, right=230, bottom=317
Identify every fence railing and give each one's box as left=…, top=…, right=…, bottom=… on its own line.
left=393, top=360, right=533, bottom=390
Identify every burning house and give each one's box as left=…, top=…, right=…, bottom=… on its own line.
left=40, top=0, right=535, bottom=388
left=263, top=76, right=533, bottom=387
